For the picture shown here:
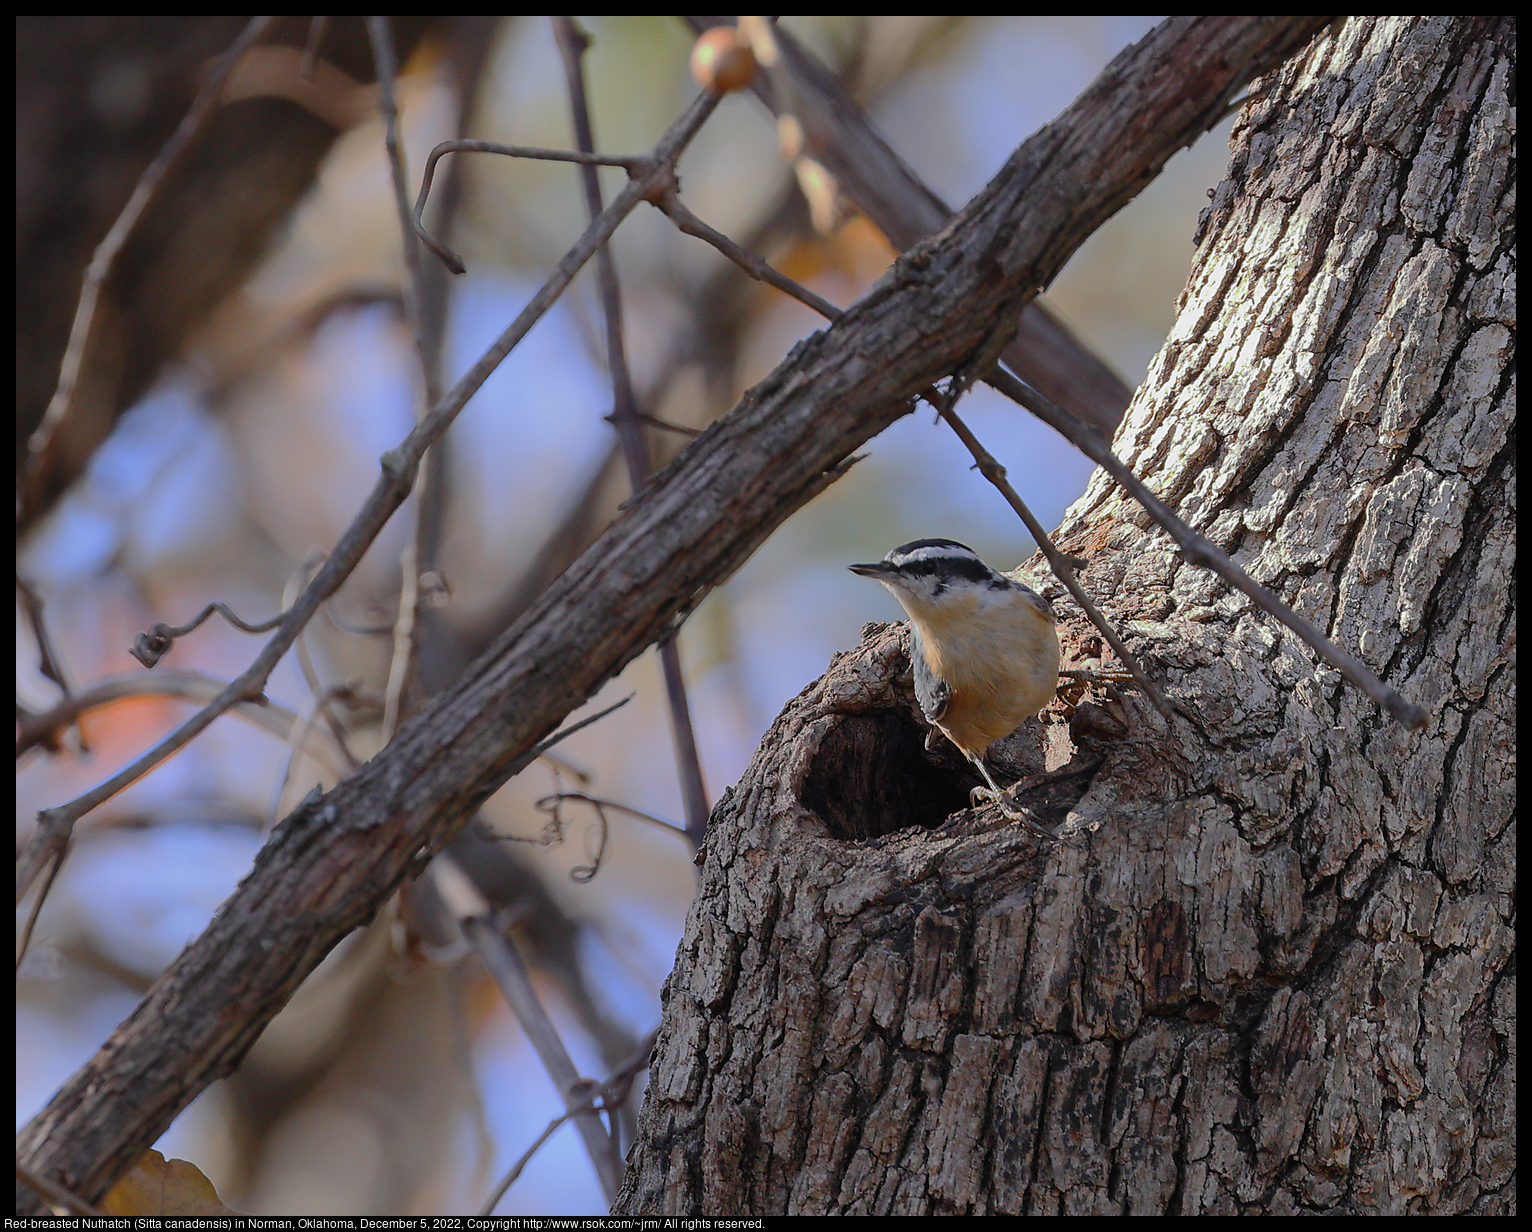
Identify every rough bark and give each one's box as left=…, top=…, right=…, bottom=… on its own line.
left=615, top=16, right=1513, bottom=1215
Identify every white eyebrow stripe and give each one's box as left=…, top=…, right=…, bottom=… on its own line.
left=890, top=545, right=981, bottom=565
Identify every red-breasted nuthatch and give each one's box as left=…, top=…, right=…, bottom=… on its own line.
left=850, top=538, right=1060, bottom=831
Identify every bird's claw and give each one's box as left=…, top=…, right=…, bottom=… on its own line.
left=969, top=785, right=1056, bottom=840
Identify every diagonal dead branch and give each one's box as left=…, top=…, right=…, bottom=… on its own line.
left=431, top=853, right=622, bottom=1204
left=650, top=119, right=1415, bottom=733
left=650, top=187, right=845, bottom=321
left=476, top=1026, right=660, bottom=1216
left=684, top=15, right=1136, bottom=436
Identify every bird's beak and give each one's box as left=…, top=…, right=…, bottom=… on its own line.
left=848, top=561, right=896, bottom=579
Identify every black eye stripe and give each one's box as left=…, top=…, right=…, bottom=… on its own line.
left=876, top=538, right=1030, bottom=593
left=892, top=556, right=996, bottom=587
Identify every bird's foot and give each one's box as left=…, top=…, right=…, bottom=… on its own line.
left=1059, top=668, right=1137, bottom=686
left=1056, top=667, right=1138, bottom=706
left=969, top=785, right=1056, bottom=840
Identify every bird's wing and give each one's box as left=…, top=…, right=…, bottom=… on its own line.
left=909, top=625, right=951, bottom=723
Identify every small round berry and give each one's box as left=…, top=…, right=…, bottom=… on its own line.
left=689, top=27, right=757, bottom=94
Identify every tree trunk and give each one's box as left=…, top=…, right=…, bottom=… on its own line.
left=615, top=16, right=1513, bottom=1216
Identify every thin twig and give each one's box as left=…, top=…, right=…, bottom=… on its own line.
left=983, top=366, right=1430, bottom=730
left=413, top=140, right=646, bottom=275
left=524, top=692, right=635, bottom=762
left=15, top=668, right=351, bottom=969
left=935, top=400, right=1171, bottom=718
left=654, top=189, right=1175, bottom=720
left=555, top=15, right=712, bottom=847
left=488, top=185, right=809, bottom=634
left=478, top=1104, right=568, bottom=1215
left=129, top=599, right=287, bottom=668
left=536, top=749, right=594, bottom=786
left=533, top=791, right=694, bottom=850
left=367, top=15, right=439, bottom=405
left=298, top=15, right=331, bottom=83
left=654, top=634, right=710, bottom=846
left=434, top=696, right=636, bottom=1199
left=285, top=555, right=359, bottom=765
left=477, top=1026, right=659, bottom=1216
left=22, top=17, right=276, bottom=512
left=15, top=1162, right=103, bottom=1218
left=681, top=16, right=1134, bottom=437
left=15, top=847, right=67, bottom=975
left=16, top=578, right=73, bottom=700
left=17, top=577, right=82, bottom=754
left=633, top=412, right=702, bottom=437
left=569, top=794, right=608, bottom=882
left=16, top=86, right=723, bottom=908
left=432, top=854, right=621, bottom=1204
left=366, top=15, right=438, bottom=743
left=267, top=682, right=361, bottom=833
left=650, top=188, right=845, bottom=321
left=16, top=669, right=347, bottom=767
left=382, top=537, right=421, bottom=743
left=481, top=782, right=691, bottom=873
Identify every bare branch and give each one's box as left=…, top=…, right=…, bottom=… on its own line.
left=129, top=599, right=287, bottom=669
left=651, top=187, right=845, bottom=321
left=555, top=16, right=712, bottom=847
left=934, top=398, right=1172, bottom=719
left=15, top=1163, right=102, bottom=1218
left=365, top=15, right=439, bottom=744
left=533, top=792, right=693, bottom=852
left=412, top=140, right=647, bottom=275
left=643, top=127, right=1423, bottom=732
left=15, top=667, right=349, bottom=968
left=16, top=578, right=74, bottom=704
left=266, top=683, right=362, bottom=833
left=477, top=1027, right=660, bottom=1216
left=16, top=670, right=346, bottom=767
left=431, top=854, right=621, bottom=1204
left=15, top=849, right=66, bottom=976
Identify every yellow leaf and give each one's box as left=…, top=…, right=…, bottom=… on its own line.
left=100, top=1148, right=239, bottom=1217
